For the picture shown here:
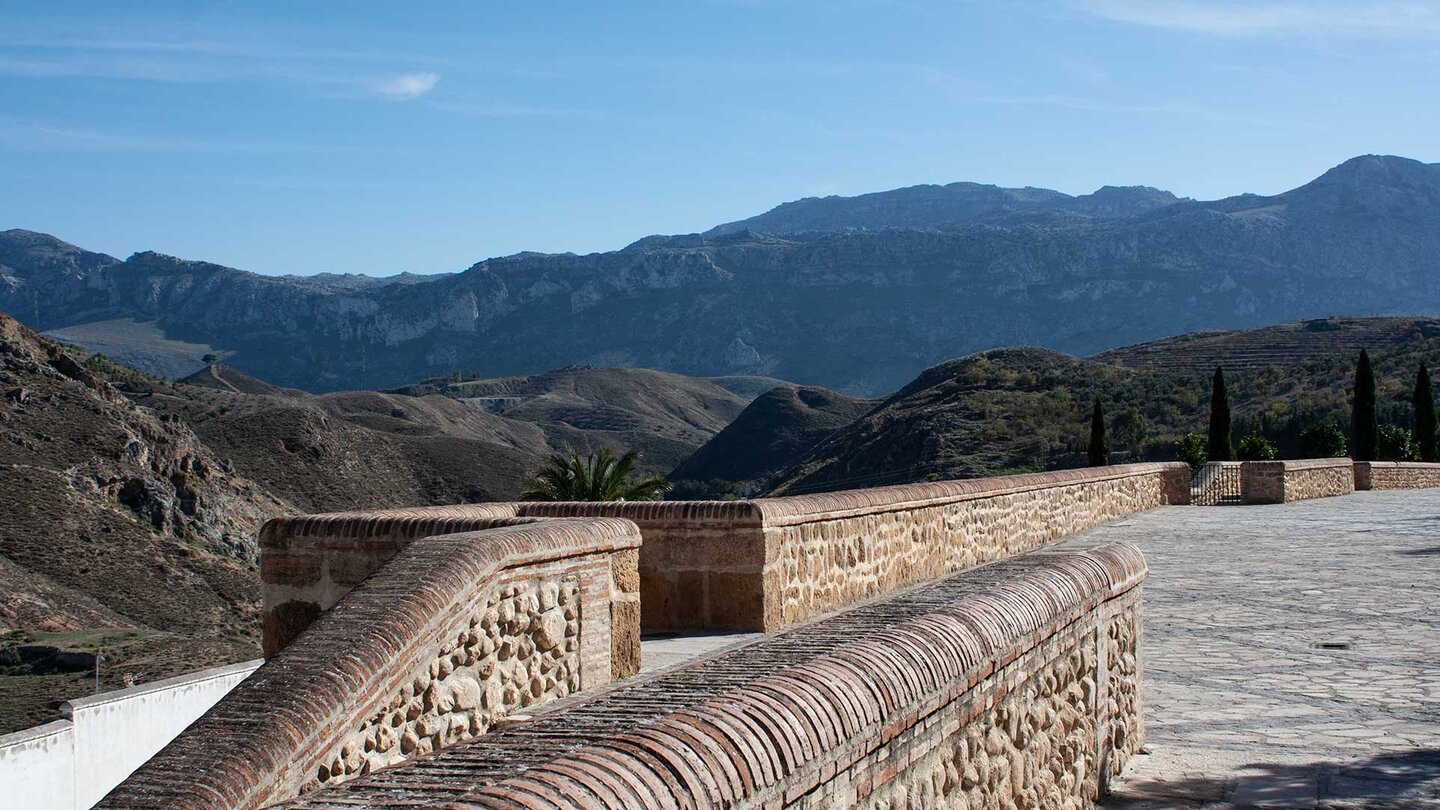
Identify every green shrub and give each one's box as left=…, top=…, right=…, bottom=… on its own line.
left=1377, top=424, right=1416, bottom=461
left=665, top=479, right=742, bottom=500
left=1111, top=408, right=1149, bottom=457
left=1298, top=421, right=1347, bottom=458
left=1175, top=432, right=1207, bottom=468
left=1236, top=432, right=1277, bottom=461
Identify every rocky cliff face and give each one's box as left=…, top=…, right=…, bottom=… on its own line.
left=0, top=313, right=293, bottom=730
left=0, top=314, right=287, bottom=563
left=5, top=155, right=1440, bottom=396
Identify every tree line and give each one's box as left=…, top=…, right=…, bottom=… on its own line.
left=1087, top=352, right=1439, bottom=467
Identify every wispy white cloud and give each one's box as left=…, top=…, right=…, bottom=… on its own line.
left=1075, top=0, right=1440, bottom=37
left=0, top=21, right=449, bottom=99
left=373, top=71, right=440, bottom=100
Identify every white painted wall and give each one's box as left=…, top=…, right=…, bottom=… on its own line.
left=0, top=658, right=261, bottom=810
left=0, top=720, right=76, bottom=810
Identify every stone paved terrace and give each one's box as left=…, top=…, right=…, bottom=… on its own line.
left=1098, top=490, right=1440, bottom=808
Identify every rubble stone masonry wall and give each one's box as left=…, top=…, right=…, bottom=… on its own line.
left=436, top=541, right=1148, bottom=810
left=1242, top=459, right=1355, bottom=504
left=262, top=465, right=1186, bottom=644
left=530, top=463, right=1184, bottom=630
left=1353, top=461, right=1440, bottom=490
left=758, top=464, right=1182, bottom=629
left=98, top=518, right=641, bottom=810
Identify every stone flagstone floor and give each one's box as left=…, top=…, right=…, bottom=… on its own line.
left=1091, top=490, right=1440, bottom=808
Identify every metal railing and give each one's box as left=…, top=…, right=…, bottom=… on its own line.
left=1189, top=461, right=1243, bottom=505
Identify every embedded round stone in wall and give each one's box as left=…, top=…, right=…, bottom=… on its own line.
left=483, top=677, right=504, bottom=711
left=535, top=608, right=567, bottom=651
left=451, top=672, right=483, bottom=711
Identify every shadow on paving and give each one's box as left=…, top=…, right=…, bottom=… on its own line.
left=1105, top=748, right=1440, bottom=808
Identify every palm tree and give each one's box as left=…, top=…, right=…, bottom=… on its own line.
left=521, top=447, right=670, bottom=501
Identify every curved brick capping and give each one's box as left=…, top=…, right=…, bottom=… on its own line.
left=272, top=539, right=1147, bottom=810
left=98, top=518, right=641, bottom=810
left=1353, top=461, right=1440, bottom=490
left=1241, top=458, right=1355, bottom=504
left=261, top=504, right=523, bottom=655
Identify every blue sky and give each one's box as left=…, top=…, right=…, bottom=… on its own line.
left=2, top=1, right=1438, bottom=276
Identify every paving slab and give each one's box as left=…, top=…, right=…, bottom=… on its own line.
left=1093, top=491, right=1440, bottom=809
left=638, top=630, right=763, bottom=674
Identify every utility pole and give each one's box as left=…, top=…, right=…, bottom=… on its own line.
left=94, top=652, right=104, bottom=694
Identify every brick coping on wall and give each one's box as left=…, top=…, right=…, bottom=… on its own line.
left=271, top=537, right=1147, bottom=809
left=98, top=518, right=642, bottom=810
left=262, top=504, right=527, bottom=542
left=265, top=463, right=1187, bottom=531
left=1246, top=458, right=1353, bottom=471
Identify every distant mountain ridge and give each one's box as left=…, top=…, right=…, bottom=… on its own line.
left=704, top=181, right=1183, bottom=236
left=5, top=154, right=1440, bottom=395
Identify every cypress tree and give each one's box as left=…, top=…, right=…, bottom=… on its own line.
left=1415, top=361, right=1437, bottom=462
left=1088, top=398, right=1108, bottom=467
left=1207, top=367, right=1233, bottom=462
left=1353, top=350, right=1378, bottom=461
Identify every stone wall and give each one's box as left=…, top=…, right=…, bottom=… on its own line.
left=1242, top=459, right=1355, bottom=504
left=259, top=503, right=521, bottom=656
left=265, top=464, right=1186, bottom=643
left=529, top=463, right=1182, bottom=630
left=759, top=464, right=1182, bottom=629
left=430, top=540, right=1148, bottom=810
left=98, top=518, right=640, bottom=810
left=1353, top=461, right=1440, bottom=490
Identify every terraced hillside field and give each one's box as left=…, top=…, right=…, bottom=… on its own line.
left=1094, top=317, right=1440, bottom=373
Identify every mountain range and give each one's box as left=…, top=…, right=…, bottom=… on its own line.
left=6, top=154, right=1440, bottom=395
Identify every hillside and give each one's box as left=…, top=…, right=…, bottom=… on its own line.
left=396, top=366, right=750, bottom=475
left=116, top=363, right=752, bottom=513
left=669, top=385, right=875, bottom=494
left=7, top=155, right=1440, bottom=396
left=769, top=317, right=1440, bottom=495
left=1094, top=317, right=1440, bottom=372
left=179, top=364, right=304, bottom=397
left=0, top=314, right=290, bottom=732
